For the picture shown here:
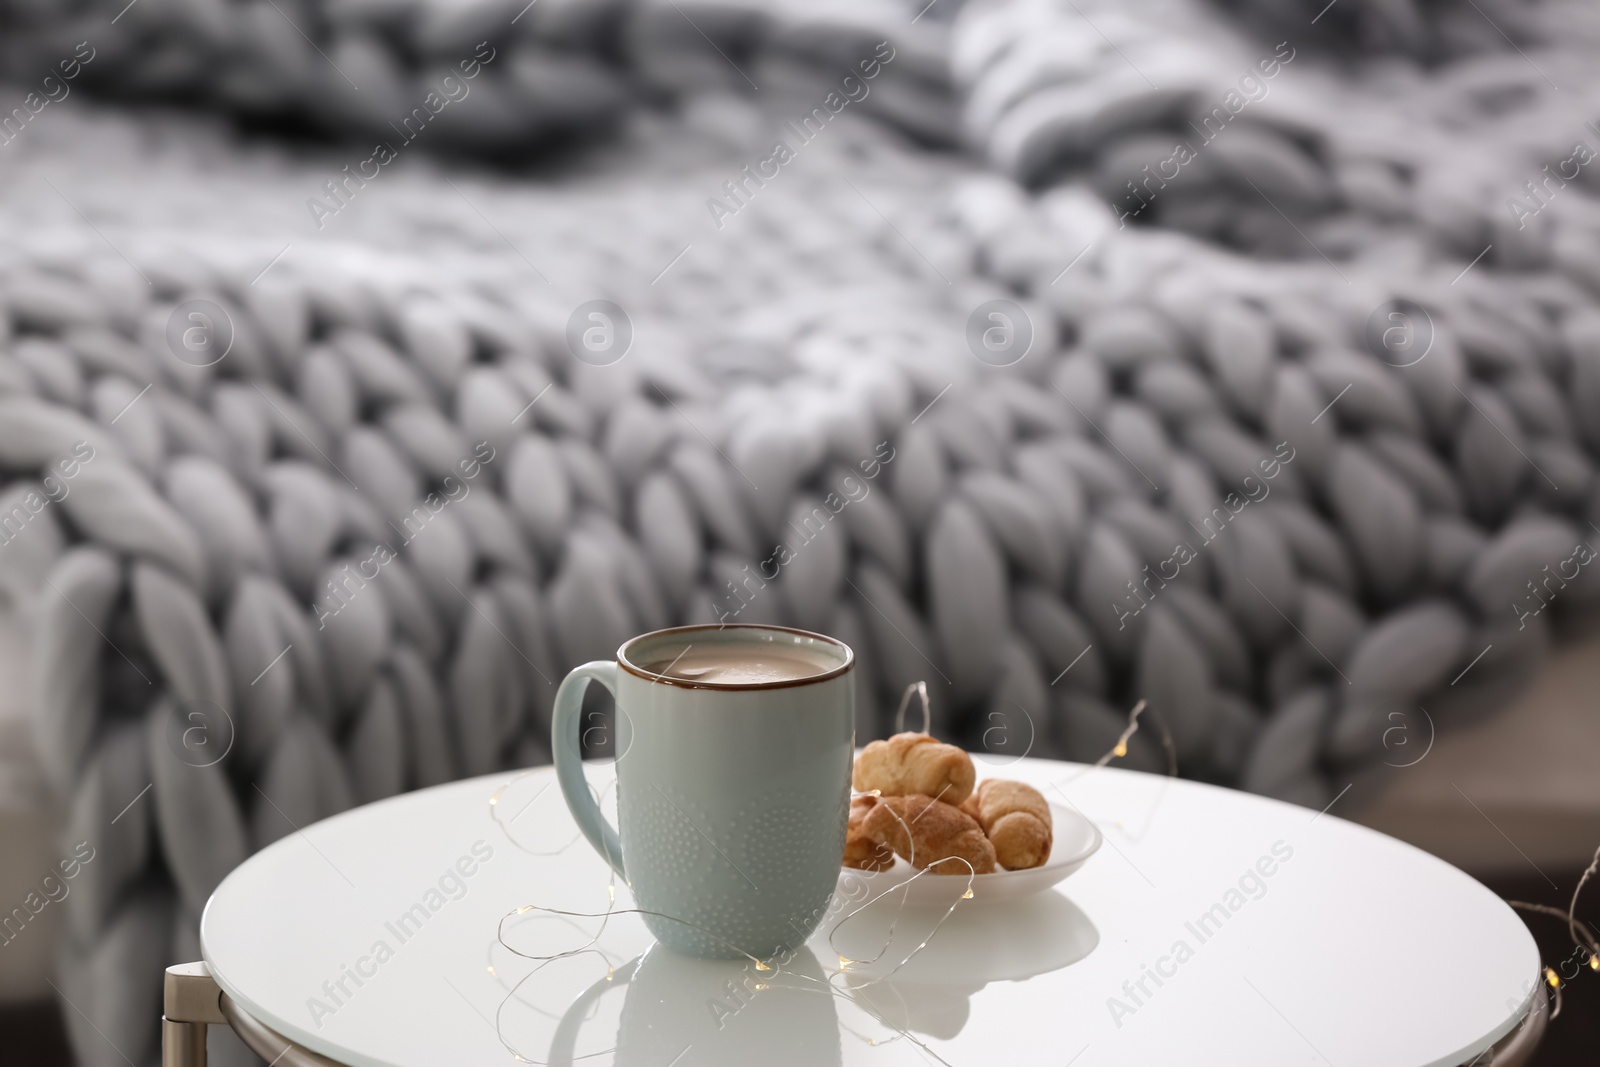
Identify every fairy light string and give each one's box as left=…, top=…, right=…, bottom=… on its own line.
left=1564, top=843, right=1600, bottom=960
left=1506, top=841, right=1600, bottom=1016
left=494, top=691, right=1599, bottom=1054
left=894, top=679, right=931, bottom=734
left=483, top=686, right=1167, bottom=1063
left=486, top=766, right=969, bottom=1063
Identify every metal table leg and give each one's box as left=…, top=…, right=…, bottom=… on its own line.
left=161, top=961, right=346, bottom=1067
left=161, top=962, right=225, bottom=1067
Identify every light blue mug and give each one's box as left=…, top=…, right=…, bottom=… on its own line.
left=551, top=624, right=855, bottom=959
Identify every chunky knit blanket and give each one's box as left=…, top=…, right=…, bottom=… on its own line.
left=4, top=0, right=1600, bottom=1063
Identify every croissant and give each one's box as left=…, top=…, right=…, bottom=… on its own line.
left=959, top=779, right=1052, bottom=870
left=843, top=795, right=895, bottom=871
left=861, top=795, right=996, bottom=875
left=853, top=732, right=976, bottom=806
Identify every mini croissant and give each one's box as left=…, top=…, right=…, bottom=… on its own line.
left=843, top=795, right=895, bottom=871
left=861, top=795, right=996, bottom=875
left=960, top=779, right=1052, bottom=870
left=853, top=732, right=976, bottom=807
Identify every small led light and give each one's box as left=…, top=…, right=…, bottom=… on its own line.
left=1113, top=742, right=1128, bottom=757
left=1590, top=955, right=1599, bottom=971
left=1545, top=967, right=1560, bottom=988
left=961, top=888, right=974, bottom=899
left=755, top=960, right=772, bottom=972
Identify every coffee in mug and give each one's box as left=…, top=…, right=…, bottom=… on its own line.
left=636, top=643, right=838, bottom=685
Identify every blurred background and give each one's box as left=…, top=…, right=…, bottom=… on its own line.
left=0, top=0, right=1598, bottom=1062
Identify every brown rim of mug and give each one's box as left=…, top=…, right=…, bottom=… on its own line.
left=617, top=623, right=855, bottom=691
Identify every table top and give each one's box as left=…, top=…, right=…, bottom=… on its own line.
left=202, top=757, right=1538, bottom=1067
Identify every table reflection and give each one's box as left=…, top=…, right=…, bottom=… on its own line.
left=822, top=885, right=1100, bottom=985
left=542, top=945, right=840, bottom=1067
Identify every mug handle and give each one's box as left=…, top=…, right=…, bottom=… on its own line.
left=552, top=661, right=626, bottom=879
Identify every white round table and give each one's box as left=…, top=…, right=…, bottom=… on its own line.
left=200, top=757, right=1540, bottom=1067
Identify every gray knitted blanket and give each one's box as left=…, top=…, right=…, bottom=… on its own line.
left=4, top=0, right=1600, bottom=1063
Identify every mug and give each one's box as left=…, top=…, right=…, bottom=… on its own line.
left=551, top=624, right=856, bottom=959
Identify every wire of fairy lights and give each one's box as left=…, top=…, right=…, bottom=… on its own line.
left=483, top=791, right=978, bottom=1064
left=894, top=680, right=931, bottom=734
left=480, top=689, right=1168, bottom=1064
left=1507, top=842, right=1600, bottom=1020
left=482, top=765, right=977, bottom=1062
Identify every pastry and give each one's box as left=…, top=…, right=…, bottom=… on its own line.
left=861, top=794, right=996, bottom=875
left=960, top=779, right=1052, bottom=870
left=852, top=732, right=976, bottom=806
left=843, top=795, right=895, bottom=871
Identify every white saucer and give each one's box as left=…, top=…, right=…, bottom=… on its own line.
left=839, top=802, right=1101, bottom=907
